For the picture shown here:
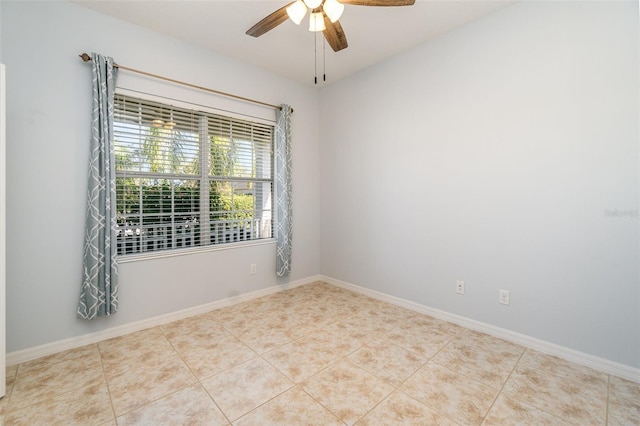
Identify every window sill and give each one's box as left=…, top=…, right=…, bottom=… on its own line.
left=117, top=238, right=276, bottom=264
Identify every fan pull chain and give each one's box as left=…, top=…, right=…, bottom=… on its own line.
left=323, top=37, right=326, bottom=82
left=314, top=31, right=318, bottom=85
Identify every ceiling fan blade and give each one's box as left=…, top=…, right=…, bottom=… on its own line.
left=246, top=2, right=294, bottom=37
left=339, top=0, right=415, bottom=5
left=323, top=15, right=348, bottom=52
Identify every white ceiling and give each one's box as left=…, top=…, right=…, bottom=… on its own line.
left=74, top=0, right=517, bottom=87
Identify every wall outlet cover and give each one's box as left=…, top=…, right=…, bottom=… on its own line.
left=499, top=289, right=510, bottom=305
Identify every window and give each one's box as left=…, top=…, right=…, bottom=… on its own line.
left=113, top=94, right=273, bottom=256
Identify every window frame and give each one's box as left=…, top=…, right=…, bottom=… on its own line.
left=113, top=89, right=276, bottom=262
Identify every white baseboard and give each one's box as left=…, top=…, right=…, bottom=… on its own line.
left=321, top=275, right=640, bottom=384
left=6, top=275, right=321, bottom=366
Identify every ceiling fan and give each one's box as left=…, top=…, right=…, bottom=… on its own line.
left=246, top=0, right=416, bottom=53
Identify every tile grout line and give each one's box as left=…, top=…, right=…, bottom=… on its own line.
left=479, top=345, right=528, bottom=425
left=235, top=298, right=381, bottom=424
left=224, top=355, right=298, bottom=425
left=105, top=327, right=199, bottom=421
left=96, top=342, right=119, bottom=425
left=345, top=340, right=420, bottom=426
left=159, top=321, right=250, bottom=425
left=415, top=329, right=535, bottom=425
left=202, top=295, right=353, bottom=424
left=363, top=326, right=462, bottom=425
left=515, top=348, right=611, bottom=424
left=5, top=346, right=107, bottom=420
left=341, top=357, right=397, bottom=424
left=220, top=300, right=347, bottom=425
left=299, top=384, right=347, bottom=425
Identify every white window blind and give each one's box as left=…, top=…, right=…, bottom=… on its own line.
left=114, top=94, right=273, bottom=256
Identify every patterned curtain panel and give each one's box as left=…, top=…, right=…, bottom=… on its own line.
left=275, top=105, right=293, bottom=277
left=77, top=53, right=119, bottom=319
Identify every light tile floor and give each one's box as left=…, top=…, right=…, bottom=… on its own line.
left=1, top=282, right=638, bottom=425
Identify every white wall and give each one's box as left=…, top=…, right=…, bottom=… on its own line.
left=320, top=1, right=639, bottom=368
left=0, top=0, right=320, bottom=352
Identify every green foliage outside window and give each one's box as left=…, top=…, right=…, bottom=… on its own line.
left=113, top=94, right=272, bottom=254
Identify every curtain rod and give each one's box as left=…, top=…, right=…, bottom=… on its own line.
left=79, top=53, right=291, bottom=112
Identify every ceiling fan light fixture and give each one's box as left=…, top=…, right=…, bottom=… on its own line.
left=286, top=0, right=307, bottom=25
left=308, top=11, right=326, bottom=32
left=323, top=0, right=344, bottom=23
left=303, top=0, right=322, bottom=9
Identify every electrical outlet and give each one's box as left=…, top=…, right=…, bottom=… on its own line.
left=499, top=289, right=510, bottom=305
left=250, top=264, right=257, bottom=274
left=456, top=280, right=465, bottom=295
